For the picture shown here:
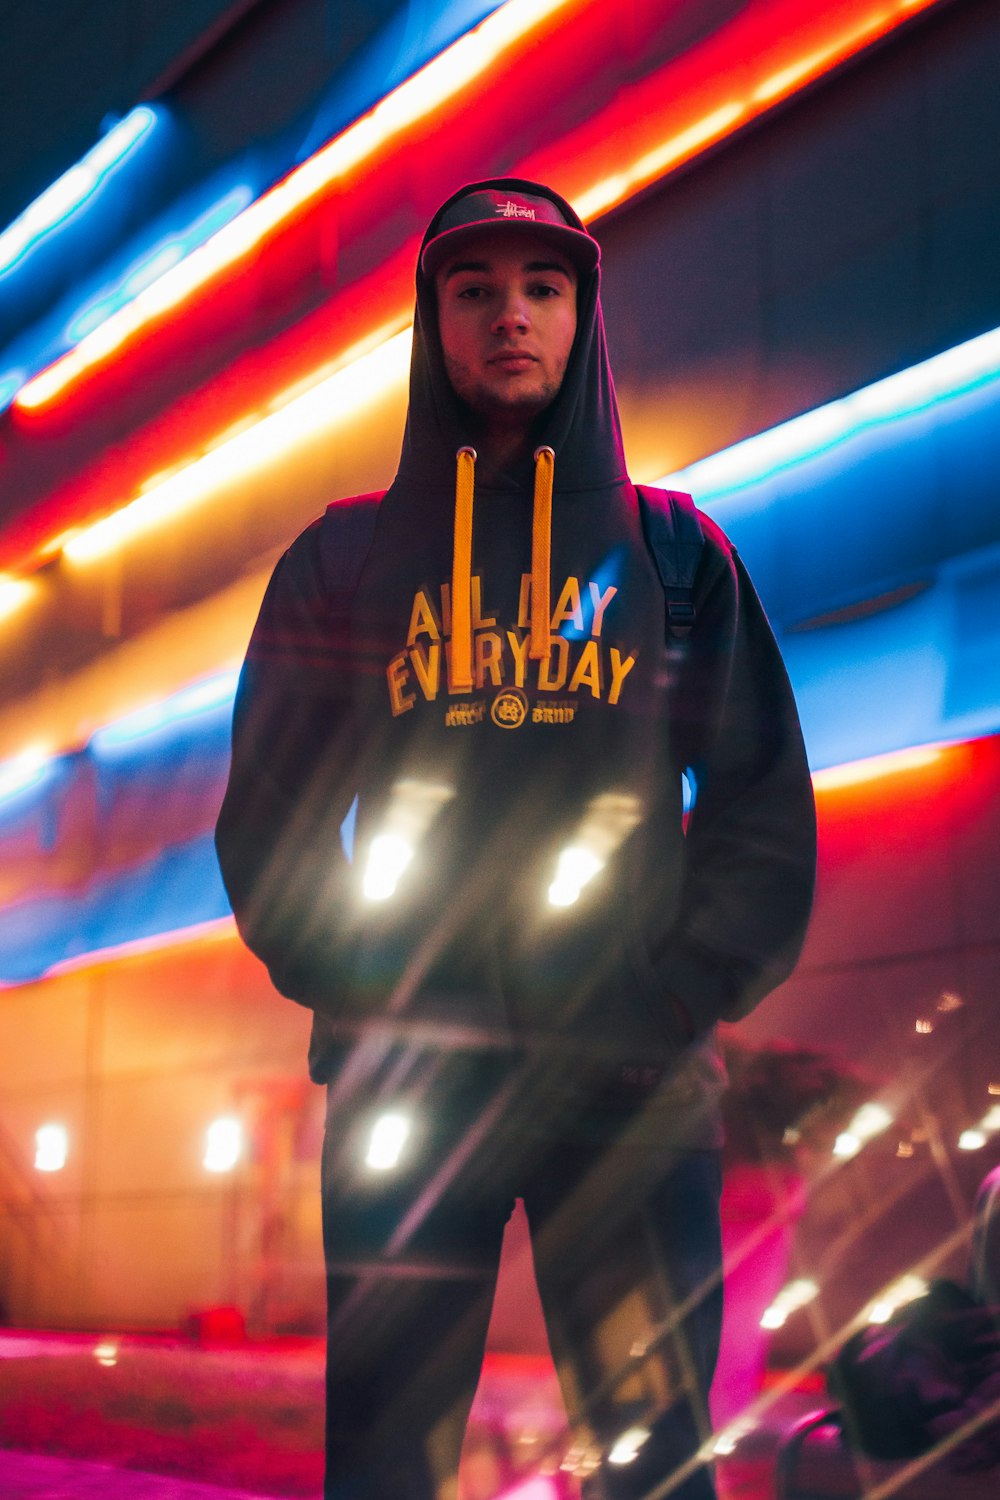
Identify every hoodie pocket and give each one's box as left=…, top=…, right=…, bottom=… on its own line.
left=622, top=910, right=690, bottom=1059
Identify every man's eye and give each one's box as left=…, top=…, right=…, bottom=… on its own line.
left=457, top=285, right=488, bottom=299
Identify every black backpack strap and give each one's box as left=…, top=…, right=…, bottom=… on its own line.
left=319, top=491, right=384, bottom=606
left=636, top=485, right=704, bottom=637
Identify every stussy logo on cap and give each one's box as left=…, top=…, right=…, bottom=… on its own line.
left=496, top=200, right=536, bottom=219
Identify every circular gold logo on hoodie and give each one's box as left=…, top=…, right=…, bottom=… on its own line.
left=491, top=688, right=528, bottom=729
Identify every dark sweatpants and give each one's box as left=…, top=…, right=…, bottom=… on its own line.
left=320, top=1055, right=722, bottom=1500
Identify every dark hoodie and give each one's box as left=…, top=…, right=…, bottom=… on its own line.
left=215, top=178, right=816, bottom=1145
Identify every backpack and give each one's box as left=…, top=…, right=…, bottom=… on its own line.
left=318, top=484, right=705, bottom=642
left=828, top=1279, right=1000, bottom=1466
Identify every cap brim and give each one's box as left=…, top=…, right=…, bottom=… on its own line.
left=421, top=218, right=599, bottom=280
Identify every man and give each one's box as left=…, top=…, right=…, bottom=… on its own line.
left=216, top=179, right=816, bottom=1500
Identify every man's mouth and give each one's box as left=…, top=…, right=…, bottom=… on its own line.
left=489, top=350, right=537, bottom=371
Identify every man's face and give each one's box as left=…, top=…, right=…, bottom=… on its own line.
left=434, top=232, right=578, bottom=432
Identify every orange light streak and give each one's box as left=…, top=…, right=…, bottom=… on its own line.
left=574, top=103, right=744, bottom=222
left=571, top=0, right=937, bottom=223
left=16, top=0, right=578, bottom=413
left=811, top=743, right=947, bottom=791
left=61, top=323, right=410, bottom=563
left=16, top=0, right=940, bottom=417
left=43, top=915, right=237, bottom=979
left=8, top=0, right=943, bottom=574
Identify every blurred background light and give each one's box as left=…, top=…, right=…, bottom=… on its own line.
left=59, top=327, right=410, bottom=562
left=203, top=1116, right=242, bottom=1173
left=34, top=1123, right=68, bottom=1172
left=66, top=185, right=254, bottom=345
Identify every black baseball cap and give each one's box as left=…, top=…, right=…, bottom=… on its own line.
left=421, top=179, right=600, bottom=279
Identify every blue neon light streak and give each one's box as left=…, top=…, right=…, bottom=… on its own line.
left=0, top=108, right=157, bottom=278
left=90, top=671, right=239, bottom=756
left=658, top=325, right=1000, bottom=507
left=4, top=320, right=1000, bottom=981
left=65, top=187, right=254, bottom=344
left=0, top=368, right=25, bottom=414
left=0, top=2, right=503, bottom=403
left=0, top=833, right=230, bottom=985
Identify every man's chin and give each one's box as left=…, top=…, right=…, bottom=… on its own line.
left=474, top=384, right=559, bottom=423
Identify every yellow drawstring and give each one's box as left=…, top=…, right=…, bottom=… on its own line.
left=530, top=446, right=555, bottom=665
left=450, top=443, right=555, bottom=692
left=451, top=446, right=477, bottom=692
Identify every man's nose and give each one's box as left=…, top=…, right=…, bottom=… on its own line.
left=491, top=291, right=530, bottom=333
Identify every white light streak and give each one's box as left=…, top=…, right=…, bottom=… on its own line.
left=759, top=1278, right=819, bottom=1329
left=362, top=834, right=415, bottom=901
left=608, top=1427, right=651, bottom=1465
left=851, top=1102, right=894, bottom=1139
left=834, top=1101, right=893, bottom=1158
left=548, top=846, right=604, bottom=907
left=712, top=1417, right=756, bottom=1456
left=867, top=1274, right=927, bottom=1324
left=365, top=1112, right=411, bottom=1171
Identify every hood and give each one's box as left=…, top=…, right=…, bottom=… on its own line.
left=394, top=176, right=629, bottom=498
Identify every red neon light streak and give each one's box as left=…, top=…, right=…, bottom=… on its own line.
left=15, top=0, right=581, bottom=413
left=13, top=0, right=941, bottom=424
left=3, top=737, right=979, bottom=988
left=0, top=0, right=943, bottom=579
